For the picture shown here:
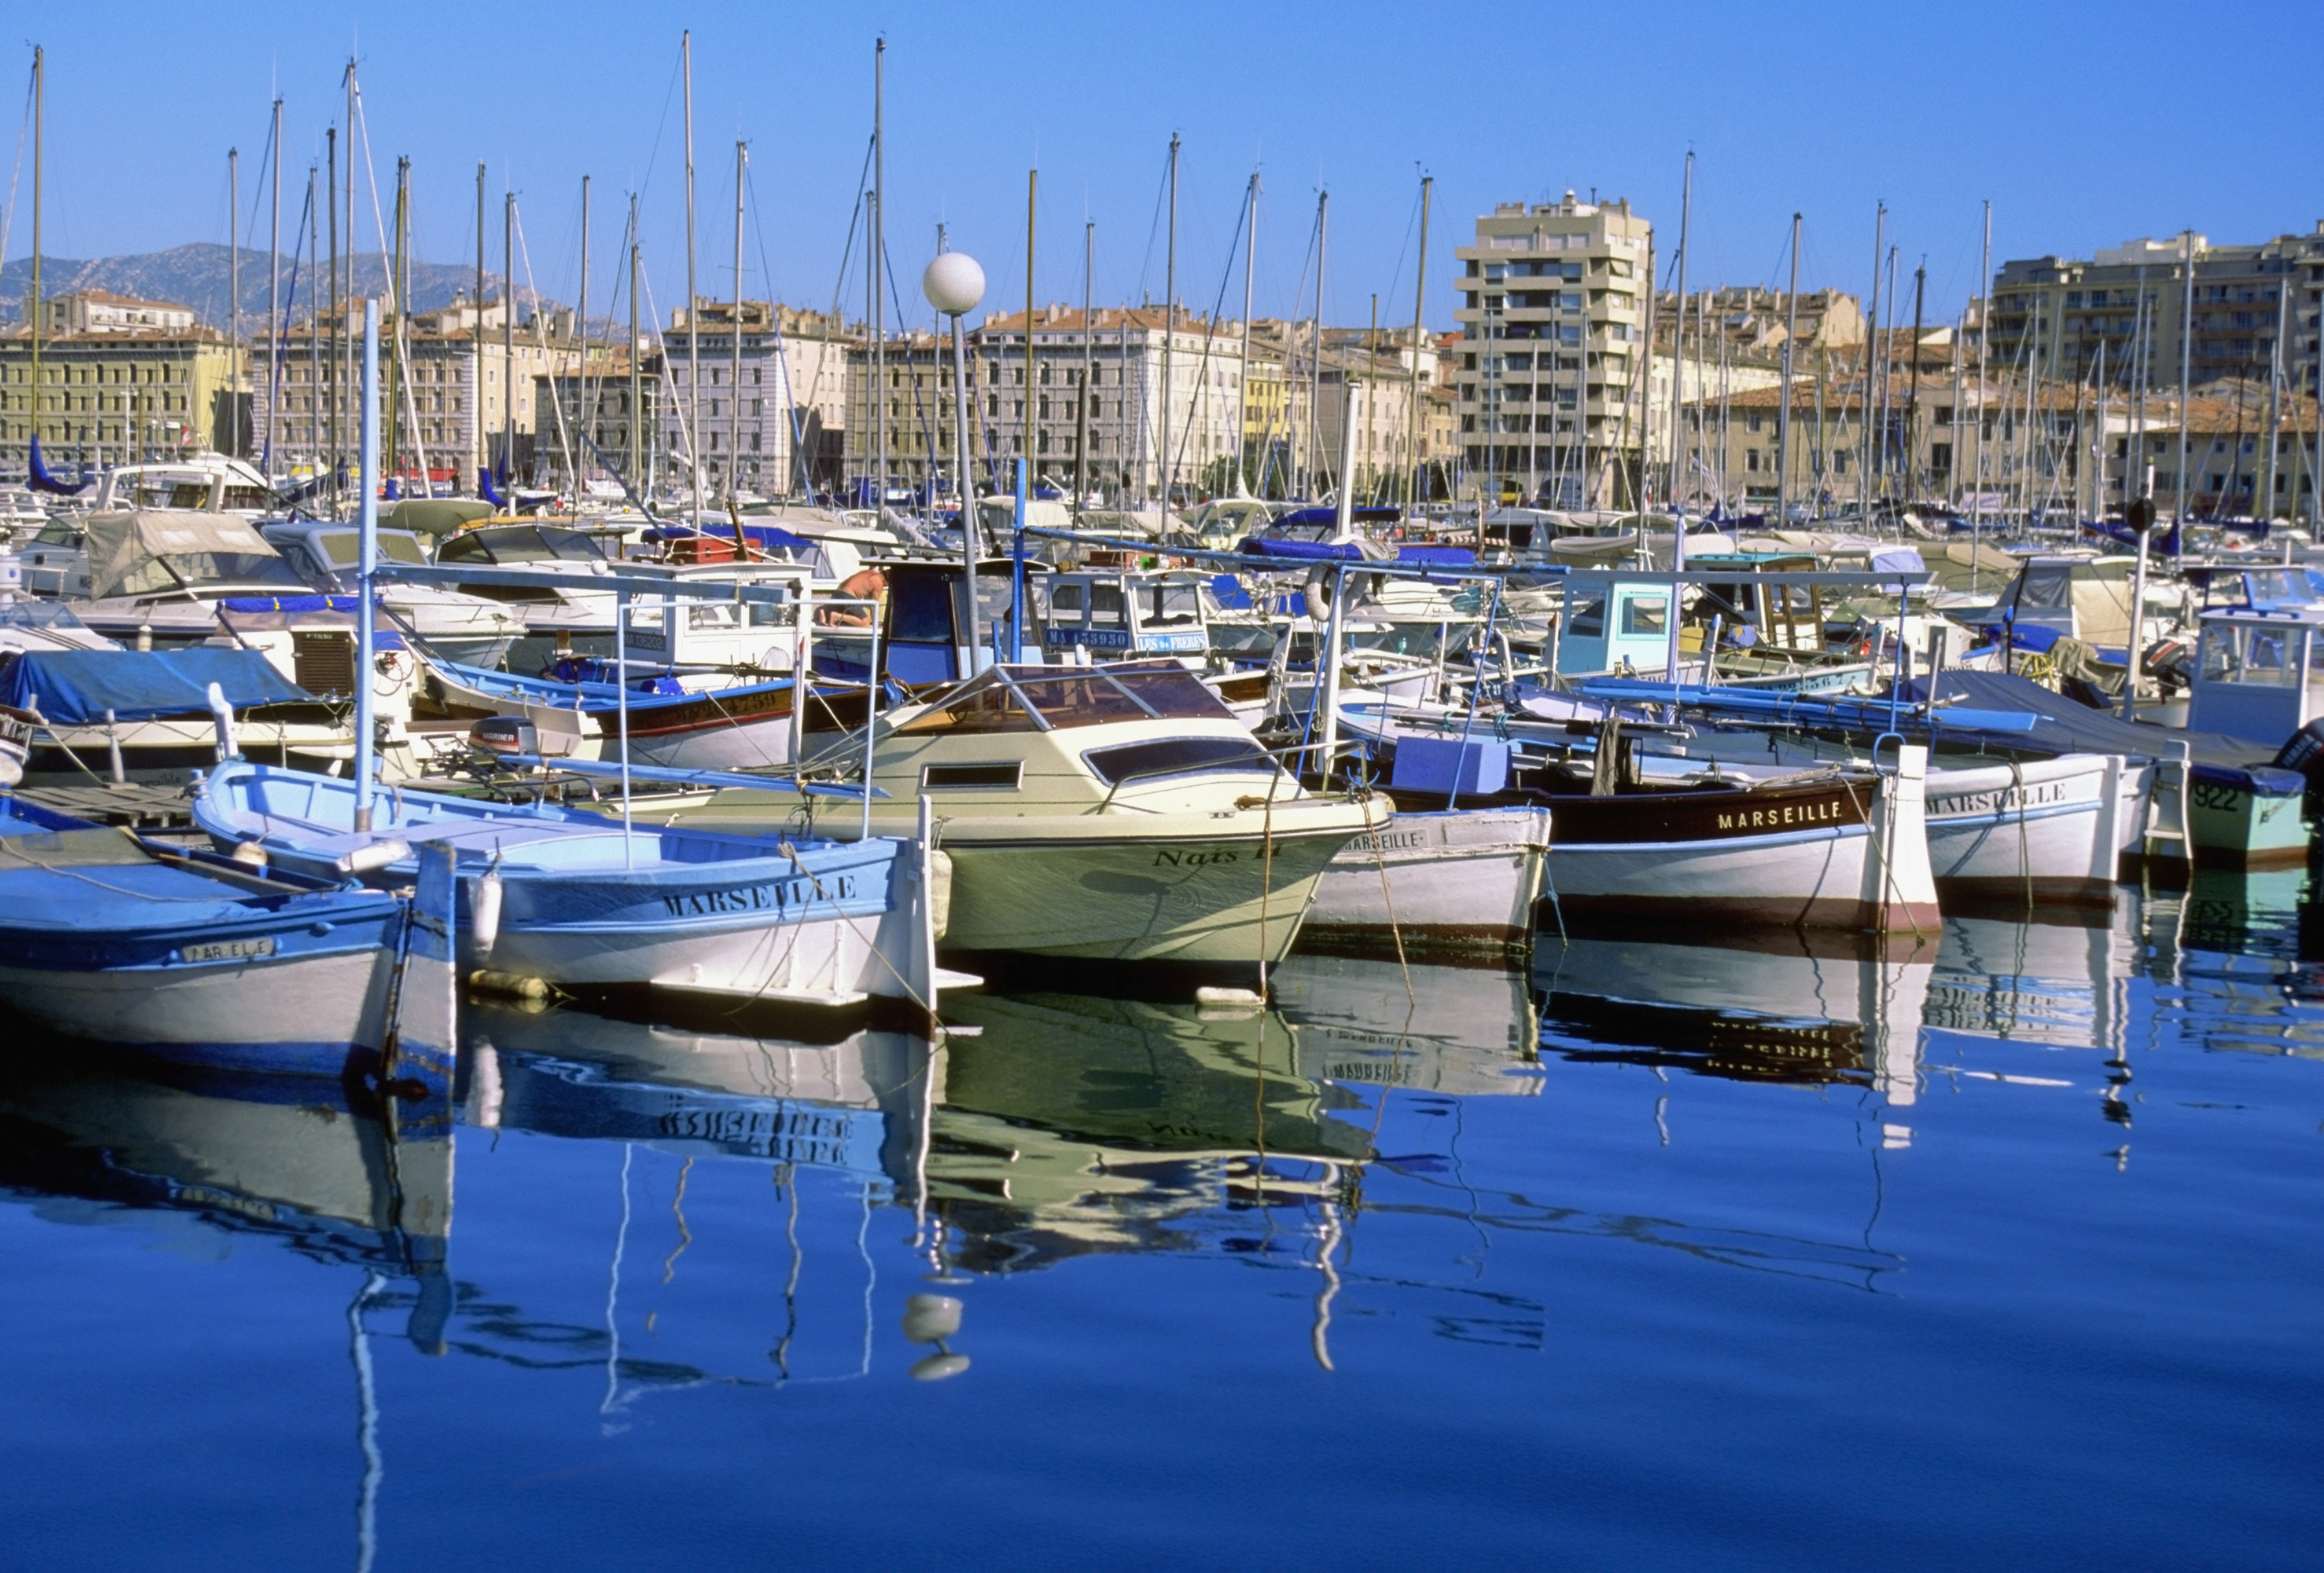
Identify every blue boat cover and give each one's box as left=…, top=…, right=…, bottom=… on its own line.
left=1238, top=537, right=1369, bottom=561
left=1899, top=669, right=2290, bottom=785
left=1271, top=506, right=1401, bottom=527
left=0, top=649, right=314, bottom=724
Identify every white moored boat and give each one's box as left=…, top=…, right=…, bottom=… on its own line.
left=1920, top=753, right=2139, bottom=910
left=1301, top=804, right=1551, bottom=960
left=641, top=660, right=1388, bottom=973
left=1542, top=745, right=1942, bottom=940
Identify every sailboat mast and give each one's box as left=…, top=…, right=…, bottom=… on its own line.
left=1974, top=200, right=1990, bottom=544
left=1309, top=189, right=1327, bottom=499
left=1162, top=134, right=1178, bottom=507
left=1861, top=202, right=1883, bottom=517
left=475, top=162, right=485, bottom=491
left=229, top=147, right=241, bottom=460
left=731, top=141, right=745, bottom=502
left=270, top=93, right=283, bottom=467
left=578, top=174, right=591, bottom=500
left=1236, top=173, right=1258, bottom=497
left=343, top=61, right=356, bottom=511
left=327, top=126, right=339, bottom=499
left=25, top=46, right=38, bottom=467
left=1407, top=174, right=1431, bottom=509
left=2176, top=228, right=2195, bottom=524
left=2130, top=263, right=2148, bottom=487
left=1079, top=221, right=1094, bottom=505
left=1024, top=167, right=1037, bottom=498
left=2265, top=252, right=2289, bottom=519
left=1668, top=151, right=1691, bottom=514
left=388, top=157, right=408, bottom=480
left=871, top=38, right=885, bottom=513
left=1777, top=213, right=1801, bottom=522
left=683, top=30, right=701, bottom=514
left=1906, top=260, right=1925, bottom=499
left=305, top=169, right=318, bottom=467
left=628, top=195, right=643, bottom=500
left=504, top=193, right=516, bottom=487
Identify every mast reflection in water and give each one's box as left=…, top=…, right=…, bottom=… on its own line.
left=0, top=878, right=2319, bottom=1569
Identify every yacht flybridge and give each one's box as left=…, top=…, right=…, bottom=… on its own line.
left=642, top=659, right=1389, bottom=972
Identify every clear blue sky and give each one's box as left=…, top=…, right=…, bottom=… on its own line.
left=5, top=0, right=2319, bottom=332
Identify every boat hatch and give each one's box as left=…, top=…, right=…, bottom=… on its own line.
left=921, top=761, right=1024, bottom=790
left=893, top=660, right=1237, bottom=736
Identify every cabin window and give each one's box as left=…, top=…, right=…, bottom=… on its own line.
left=921, top=761, right=1023, bottom=789
left=1147, top=581, right=1201, bottom=627
left=1049, top=582, right=1085, bottom=616
left=889, top=574, right=958, bottom=643
left=1090, top=584, right=1127, bottom=627
left=2200, top=623, right=2300, bottom=687
left=1566, top=591, right=1606, bottom=639
left=1620, top=594, right=1668, bottom=635
left=1081, top=735, right=1274, bottom=788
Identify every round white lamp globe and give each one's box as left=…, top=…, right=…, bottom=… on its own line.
left=922, top=252, right=986, bottom=317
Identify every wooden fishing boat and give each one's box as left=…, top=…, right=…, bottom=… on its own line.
left=0, top=795, right=455, bottom=1089
left=1540, top=746, right=1941, bottom=937
left=188, top=760, right=944, bottom=1020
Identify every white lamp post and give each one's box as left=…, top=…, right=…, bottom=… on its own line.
left=923, top=251, right=987, bottom=672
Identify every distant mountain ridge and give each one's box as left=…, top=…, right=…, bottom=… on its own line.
left=0, top=242, right=556, bottom=329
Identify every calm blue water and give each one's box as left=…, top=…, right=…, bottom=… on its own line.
left=2, top=873, right=2319, bottom=1571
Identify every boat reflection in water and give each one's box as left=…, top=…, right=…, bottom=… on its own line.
left=467, top=1000, right=936, bottom=1186
left=0, top=1044, right=455, bottom=1348
left=1268, top=954, right=1542, bottom=1097
left=1536, top=930, right=1933, bottom=1104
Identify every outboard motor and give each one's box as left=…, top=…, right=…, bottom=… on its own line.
left=469, top=715, right=541, bottom=758
left=2271, top=718, right=2324, bottom=807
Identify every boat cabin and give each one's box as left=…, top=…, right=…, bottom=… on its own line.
left=87, top=455, right=275, bottom=518
left=2188, top=605, right=2324, bottom=747
left=813, top=558, right=1029, bottom=687
left=1553, top=570, right=1681, bottom=676
left=1995, top=555, right=2139, bottom=655
left=875, top=659, right=1282, bottom=810
left=1038, top=569, right=1209, bottom=664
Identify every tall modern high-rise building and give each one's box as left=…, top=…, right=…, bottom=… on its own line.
left=1452, top=193, right=1652, bottom=508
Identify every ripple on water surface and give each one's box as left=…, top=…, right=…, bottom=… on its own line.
left=0, top=877, right=2318, bottom=1571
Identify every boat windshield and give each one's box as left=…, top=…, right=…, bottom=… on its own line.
left=892, top=660, right=1235, bottom=736
left=109, top=552, right=312, bottom=598
left=438, top=527, right=606, bottom=565
left=316, top=531, right=430, bottom=567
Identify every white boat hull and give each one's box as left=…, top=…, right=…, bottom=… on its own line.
left=1545, top=747, right=1942, bottom=938
left=1301, top=806, right=1551, bottom=958
left=0, top=949, right=394, bottom=1072
left=1922, top=755, right=2131, bottom=908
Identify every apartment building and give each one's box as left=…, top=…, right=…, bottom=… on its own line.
left=1452, top=192, right=1653, bottom=507
left=846, top=306, right=1250, bottom=505
left=655, top=301, right=853, bottom=497
left=250, top=294, right=580, bottom=483
left=0, top=290, right=244, bottom=474
left=1988, top=226, right=2324, bottom=398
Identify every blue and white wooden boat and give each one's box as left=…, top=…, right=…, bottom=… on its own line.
left=414, top=654, right=811, bottom=769
left=188, top=760, right=943, bottom=1019
left=0, top=795, right=456, bottom=1089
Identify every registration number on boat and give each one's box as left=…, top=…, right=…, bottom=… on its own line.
left=181, top=938, right=276, bottom=964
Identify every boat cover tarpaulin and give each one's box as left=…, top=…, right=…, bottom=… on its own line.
left=1900, top=669, right=2296, bottom=789
left=0, top=649, right=314, bottom=724
left=83, top=510, right=279, bottom=600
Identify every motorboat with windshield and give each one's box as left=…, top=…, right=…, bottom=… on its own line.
left=630, top=658, right=1387, bottom=974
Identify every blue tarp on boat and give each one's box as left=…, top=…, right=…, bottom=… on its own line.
left=0, top=649, right=314, bottom=724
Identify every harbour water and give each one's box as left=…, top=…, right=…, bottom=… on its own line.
left=1, top=875, right=2318, bottom=1570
